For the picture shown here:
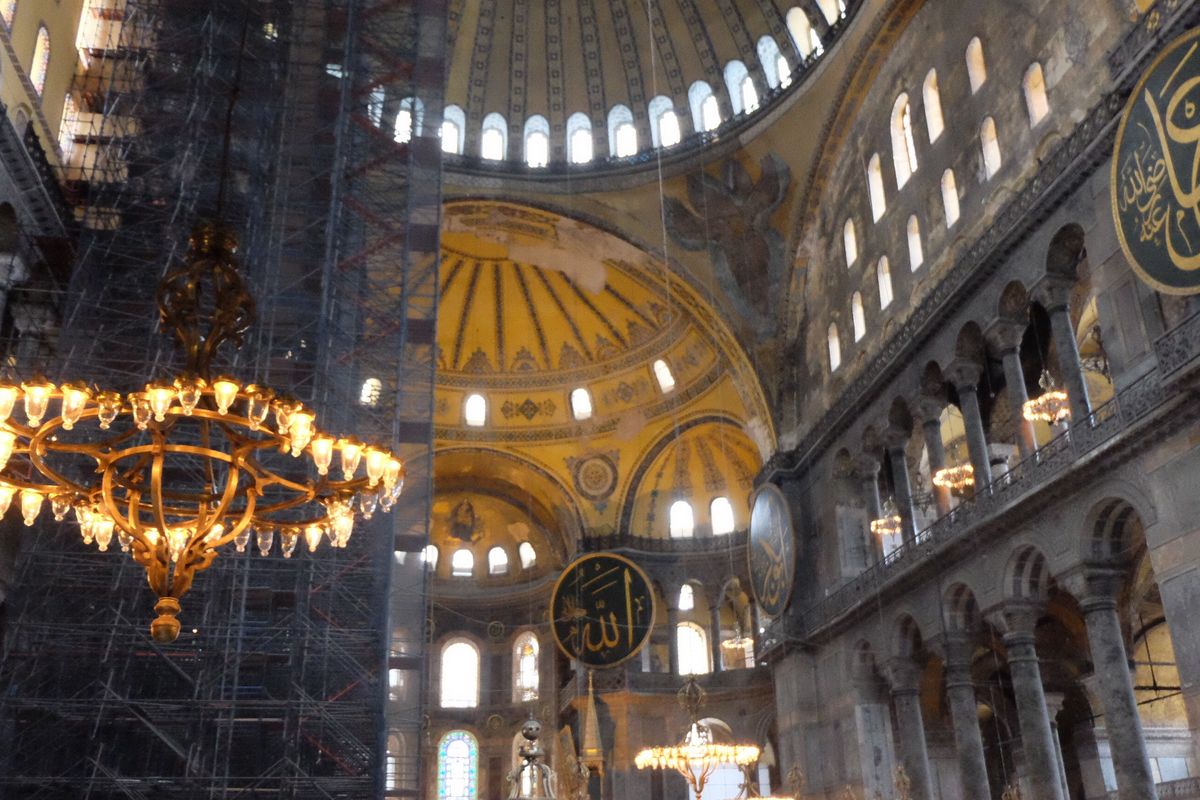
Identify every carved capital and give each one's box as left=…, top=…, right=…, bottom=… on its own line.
left=885, top=656, right=924, bottom=694
left=985, top=318, right=1027, bottom=354
left=853, top=454, right=882, bottom=480
left=912, top=396, right=946, bottom=425
left=1063, top=565, right=1125, bottom=614
left=1032, top=275, right=1076, bottom=312
left=938, top=632, right=978, bottom=670
left=988, top=600, right=1043, bottom=640
left=944, top=359, right=982, bottom=392
left=883, top=425, right=911, bottom=452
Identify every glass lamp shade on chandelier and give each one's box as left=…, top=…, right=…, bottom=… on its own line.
left=0, top=224, right=404, bottom=642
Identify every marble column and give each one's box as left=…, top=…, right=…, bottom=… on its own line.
left=885, top=430, right=918, bottom=543
left=667, top=605, right=680, bottom=676
left=1001, top=603, right=1065, bottom=800
left=987, top=319, right=1038, bottom=459
left=1036, top=278, right=1091, bottom=425
left=1044, top=692, right=1071, bottom=800
left=1079, top=571, right=1157, bottom=800
left=943, top=635, right=992, bottom=800
left=855, top=454, right=885, bottom=563
left=946, top=360, right=993, bottom=489
left=709, top=600, right=724, bottom=672
left=915, top=398, right=951, bottom=516
left=887, top=658, right=935, bottom=800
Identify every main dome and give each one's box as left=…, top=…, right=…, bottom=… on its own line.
left=440, top=0, right=858, bottom=173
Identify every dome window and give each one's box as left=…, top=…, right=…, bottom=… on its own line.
left=923, top=70, right=944, bottom=143
left=723, top=61, right=753, bottom=115
left=867, top=153, right=886, bottom=222
left=487, top=546, right=509, bottom=575
left=851, top=293, right=866, bottom=342
left=689, top=81, right=721, bottom=132
left=710, top=497, right=735, bottom=535
left=966, top=37, right=987, bottom=94
left=828, top=323, right=841, bottom=372
left=423, top=544, right=439, bottom=569
left=757, top=36, right=786, bottom=89
left=740, top=76, right=760, bottom=114
left=653, top=359, right=675, bottom=393
left=567, top=112, right=593, bottom=164
left=816, top=0, right=846, bottom=25
left=980, top=117, right=1001, bottom=179
left=649, top=96, right=680, bottom=148
left=843, top=218, right=858, bottom=267
left=669, top=500, right=694, bottom=538
left=890, top=93, right=918, bottom=188
left=1023, top=62, right=1049, bottom=127
left=942, top=169, right=960, bottom=226
left=442, top=105, right=466, bottom=154
left=518, top=541, right=536, bottom=569
left=877, top=256, right=893, bottom=309
left=480, top=112, right=507, bottom=160
left=777, top=55, right=792, bottom=89
left=464, top=393, right=486, bottom=427
left=907, top=216, right=924, bottom=271
left=678, top=584, right=695, bottom=611
left=570, top=387, right=593, bottom=421
left=524, top=115, right=550, bottom=167
left=608, top=105, right=637, bottom=157
left=451, top=548, right=474, bottom=577
left=360, top=377, right=382, bottom=406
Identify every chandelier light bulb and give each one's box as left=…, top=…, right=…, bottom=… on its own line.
left=93, top=516, right=115, bottom=551
left=0, top=384, right=17, bottom=423
left=273, top=399, right=294, bottom=434
left=0, top=429, right=15, bottom=471
left=129, top=392, right=152, bottom=430
left=74, top=502, right=95, bottom=542
left=331, top=511, right=354, bottom=548
left=280, top=529, right=299, bottom=558
left=359, top=490, right=378, bottom=519
left=379, top=490, right=395, bottom=511
left=212, top=377, right=239, bottom=416
left=50, top=493, right=71, bottom=521
left=21, top=379, right=53, bottom=427
left=117, top=528, right=133, bottom=552
left=256, top=526, right=274, bottom=556
left=59, top=383, right=90, bottom=430
left=365, top=447, right=387, bottom=487
left=205, top=522, right=226, bottom=544
left=245, top=387, right=271, bottom=430
left=339, top=438, right=363, bottom=480
left=175, top=377, right=203, bottom=415
left=20, top=489, right=43, bottom=526
left=234, top=526, right=251, bottom=553
left=383, top=457, right=403, bottom=493
left=310, top=434, right=335, bottom=475
left=96, top=391, right=121, bottom=429
left=166, top=527, right=191, bottom=562
left=148, top=383, right=175, bottom=422
left=288, top=409, right=315, bottom=457
left=304, top=524, right=323, bottom=552
left=0, top=484, right=14, bottom=518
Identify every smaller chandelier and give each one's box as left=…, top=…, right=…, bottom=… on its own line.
left=933, top=463, right=974, bottom=494
left=870, top=496, right=901, bottom=537
left=1022, top=369, right=1071, bottom=425
left=635, top=678, right=760, bottom=800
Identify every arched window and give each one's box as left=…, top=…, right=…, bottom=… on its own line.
left=653, top=359, right=675, bottom=393
left=59, top=93, right=77, bottom=157
left=740, top=76, right=760, bottom=113
left=518, top=541, right=536, bottom=569
left=566, top=112, right=593, bottom=164
left=436, top=731, right=479, bottom=799
left=480, top=112, right=507, bottom=160
left=710, top=497, right=735, bottom=535
left=31, top=26, right=50, bottom=96
left=980, top=117, right=1001, bottom=178
left=816, top=0, right=845, bottom=25
left=368, top=86, right=386, bottom=127
left=867, top=153, right=886, bottom=222
left=966, top=37, right=987, bottom=93
left=777, top=54, right=793, bottom=89
left=1023, top=62, right=1049, bottom=127
left=360, top=377, right=382, bottom=406
left=851, top=292, right=866, bottom=341
left=1, top=2, right=14, bottom=27
left=569, top=387, right=593, bottom=420
left=827, top=323, right=841, bottom=371
left=524, top=115, right=550, bottom=168
left=423, top=544, right=439, bottom=569
left=786, top=8, right=815, bottom=59
left=513, top=632, right=539, bottom=702
left=395, top=96, right=424, bottom=143
left=678, top=583, right=695, bottom=611
left=890, top=93, right=919, bottom=188
left=389, top=668, right=405, bottom=701
left=451, top=548, right=474, bottom=577
left=724, top=61, right=754, bottom=115
left=648, top=96, right=680, bottom=148
left=439, top=642, right=480, bottom=708
left=386, top=733, right=404, bottom=789
left=843, top=218, right=858, bottom=267
left=442, top=104, right=466, bottom=154
left=922, top=69, right=944, bottom=143
left=487, top=546, right=509, bottom=575
left=757, top=36, right=786, bottom=89
left=688, top=81, right=721, bottom=132
left=677, top=622, right=711, bottom=675
left=669, top=500, right=694, bottom=538
left=877, top=256, right=893, bottom=309
left=608, top=105, right=637, bottom=157
left=907, top=216, right=923, bottom=270
left=941, top=169, right=960, bottom=226
left=464, top=393, right=486, bottom=426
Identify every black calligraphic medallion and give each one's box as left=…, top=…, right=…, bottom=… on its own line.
left=1113, top=26, right=1200, bottom=295
left=747, top=483, right=795, bottom=618
left=551, top=552, right=656, bottom=668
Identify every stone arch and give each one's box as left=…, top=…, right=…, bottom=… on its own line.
left=893, top=613, right=923, bottom=658
left=1084, top=497, right=1145, bottom=564
left=887, top=397, right=913, bottom=437
left=1045, top=223, right=1086, bottom=280
left=1005, top=544, right=1051, bottom=601
left=919, top=360, right=946, bottom=399
left=943, top=582, right=981, bottom=632
left=954, top=321, right=988, bottom=364
left=997, top=280, right=1029, bottom=323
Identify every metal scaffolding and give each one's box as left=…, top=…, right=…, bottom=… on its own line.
left=0, top=0, right=442, bottom=796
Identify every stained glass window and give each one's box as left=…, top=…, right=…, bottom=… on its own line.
left=31, top=26, right=51, bottom=96
left=1, top=2, right=15, bottom=28
left=437, top=731, right=478, bottom=800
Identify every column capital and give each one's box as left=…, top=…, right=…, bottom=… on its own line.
left=985, top=318, right=1028, bottom=354
left=1032, top=275, right=1076, bottom=312
left=1061, top=565, right=1125, bottom=612
left=944, top=359, right=982, bottom=392
left=937, top=632, right=978, bottom=669
left=885, top=656, right=924, bottom=694
left=913, top=397, right=946, bottom=425
left=1043, top=690, right=1066, bottom=721
left=853, top=454, right=882, bottom=479
left=989, top=600, right=1044, bottom=643
left=883, top=426, right=911, bottom=452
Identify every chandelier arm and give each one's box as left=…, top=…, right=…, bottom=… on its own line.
left=148, top=431, right=174, bottom=591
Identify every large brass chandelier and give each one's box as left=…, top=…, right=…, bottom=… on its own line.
left=0, top=224, right=403, bottom=642
left=635, top=678, right=761, bottom=800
